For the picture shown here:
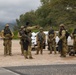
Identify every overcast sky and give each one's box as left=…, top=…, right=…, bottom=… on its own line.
left=0, top=0, right=41, bottom=23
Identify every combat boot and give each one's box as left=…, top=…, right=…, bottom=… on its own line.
left=29, top=57, right=33, bottom=59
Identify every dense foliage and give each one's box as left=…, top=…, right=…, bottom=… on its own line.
left=16, top=0, right=76, bottom=30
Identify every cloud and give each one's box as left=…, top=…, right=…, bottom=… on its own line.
left=0, top=0, right=41, bottom=23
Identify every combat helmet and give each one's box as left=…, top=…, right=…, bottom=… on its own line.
left=5, top=24, right=9, bottom=27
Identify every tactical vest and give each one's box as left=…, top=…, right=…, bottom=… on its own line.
left=27, top=30, right=32, bottom=37
left=37, top=32, right=44, bottom=41
left=59, top=29, right=64, bottom=37
left=19, top=29, right=24, bottom=36
left=59, top=30, right=69, bottom=39
left=4, top=28, right=12, bottom=36
left=48, top=30, right=54, bottom=38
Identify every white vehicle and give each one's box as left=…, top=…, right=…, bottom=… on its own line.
left=31, top=31, right=73, bottom=50
left=31, top=32, right=37, bottom=46
left=31, top=31, right=48, bottom=46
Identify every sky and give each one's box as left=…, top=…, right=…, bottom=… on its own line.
left=0, top=0, right=41, bottom=23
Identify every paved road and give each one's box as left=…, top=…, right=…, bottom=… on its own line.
left=4, top=64, right=76, bottom=75
left=0, top=68, right=19, bottom=75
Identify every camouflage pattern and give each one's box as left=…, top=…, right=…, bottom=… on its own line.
left=20, top=40, right=24, bottom=55
left=59, top=30, right=68, bottom=57
left=23, top=26, right=38, bottom=59
left=72, top=28, right=76, bottom=52
left=48, top=31, right=56, bottom=54
left=18, top=27, right=24, bottom=55
left=72, top=33, right=76, bottom=52
left=4, top=38, right=12, bottom=55
left=1, top=26, right=14, bottom=56
left=36, top=28, right=46, bottom=54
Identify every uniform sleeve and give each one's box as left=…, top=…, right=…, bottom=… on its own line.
left=60, top=30, right=66, bottom=39
left=27, top=26, right=37, bottom=30
left=53, top=31, right=56, bottom=39
left=18, top=32, right=21, bottom=38
left=11, top=32, right=14, bottom=37
left=1, top=30, right=4, bottom=38
left=73, top=34, right=76, bottom=37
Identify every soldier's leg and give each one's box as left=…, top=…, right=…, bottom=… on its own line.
left=73, top=42, right=76, bottom=52
left=63, top=48, right=66, bottom=57
left=62, top=44, right=67, bottom=57
left=28, top=45, right=33, bottom=59
left=24, top=50, right=28, bottom=59
left=49, top=43, right=52, bottom=54
left=4, top=45, right=7, bottom=56
left=53, top=46, right=56, bottom=54
left=36, top=41, right=40, bottom=54
left=40, top=47, right=43, bottom=54
left=8, top=40, right=12, bottom=55
left=40, top=44, right=43, bottom=54
left=4, top=40, right=8, bottom=56
left=20, top=41, right=24, bottom=55
left=21, top=45, right=24, bottom=55
left=53, top=41, right=57, bottom=54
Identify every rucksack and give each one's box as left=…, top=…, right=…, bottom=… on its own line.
left=65, top=31, right=70, bottom=39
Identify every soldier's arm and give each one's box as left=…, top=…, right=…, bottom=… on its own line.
left=36, top=34, right=38, bottom=42
left=53, top=31, right=56, bottom=39
left=60, top=30, right=66, bottom=39
left=1, top=30, right=5, bottom=38
left=18, top=32, right=21, bottom=38
left=27, top=26, right=38, bottom=30
left=11, top=32, right=14, bottom=37
left=70, top=33, right=74, bottom=39
left=73, top=33, right=76, bottom=37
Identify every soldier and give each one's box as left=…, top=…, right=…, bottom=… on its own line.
left=58, top=24, right=68, bottom=57
left=18, top=26, right=24, bottom=55
left=23, top=22, right=39, bottom=59
left=36, top=27, right=46, bottom=55
left=1, top=24, right=14, bottom=56
left=71, top=28, right=76, bottom=54
left=48, top=27, right=57, bottom=54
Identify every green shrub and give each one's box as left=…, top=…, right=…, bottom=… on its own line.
left=13, top=31, right=18, bottom=39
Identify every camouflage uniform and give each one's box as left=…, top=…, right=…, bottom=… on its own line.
left=72, top=28, right=76, bottom=52
left=18, top=26, right=24, bottom=55
left=48, top=27, right=56, bottom=54
left=59, top=24, right=68, bottom=57
left=1, top=24, right=14, bottom=56
left=36, top=27, right=46, bottom=54
left=23, top=25, right=38, bottom=59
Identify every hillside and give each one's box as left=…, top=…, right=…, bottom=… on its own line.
left=0, top=23, right=16, bottom=31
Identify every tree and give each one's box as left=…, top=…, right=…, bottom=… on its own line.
left=16, top=0, right=76, bottom=30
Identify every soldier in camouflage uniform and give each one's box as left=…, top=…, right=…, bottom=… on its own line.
left=1, top=24, right=14, bottom=56
left=72, top=28, right=76, bottom=53
left=58, top=24, right=68, bottom=57
left=36, top=27, right=46, bottom=55
left=48, top=27, right=57, bottom=54
left=23, top=22, right=39, bottom=59
left=18, top=26, right=24, bottom=55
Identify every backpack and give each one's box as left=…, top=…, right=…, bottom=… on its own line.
left=65, top=31, right=70, bottom=39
